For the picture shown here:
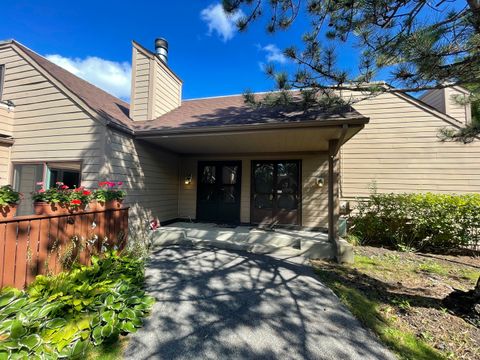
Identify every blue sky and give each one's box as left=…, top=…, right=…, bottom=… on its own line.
left=0, top=1, right=463, bottom=101
left=1, top=0, right=333, bottom=101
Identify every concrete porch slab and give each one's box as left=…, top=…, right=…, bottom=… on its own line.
left=150, top=222, right=339, bottom=260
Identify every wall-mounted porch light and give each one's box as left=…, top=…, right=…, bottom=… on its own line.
left=184, top=174, right=193, bottom=185
left=316, top=177, right=325, bottom=187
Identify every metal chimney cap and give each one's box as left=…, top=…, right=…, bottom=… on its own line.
left=155, top=38, right=168, bottom=50
left=154, top=38, right=168, bottom=63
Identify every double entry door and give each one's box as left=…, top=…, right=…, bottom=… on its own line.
left=251, top=160, right=301, bottom=226
left=197, top=161, right=242, bottom=223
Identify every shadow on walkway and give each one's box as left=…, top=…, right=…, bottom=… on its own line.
left=124, top=245, right=396, bottom=360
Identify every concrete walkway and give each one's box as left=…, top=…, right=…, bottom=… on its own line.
left=124, top=245, right=396, bottom=360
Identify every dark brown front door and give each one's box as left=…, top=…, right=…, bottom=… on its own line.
left=251, top=160, right=301, bottom=226
left=197, top=161, right=242, bottom=223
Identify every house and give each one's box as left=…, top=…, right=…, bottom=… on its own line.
left=0, top=38, right=478, bottom=250
left=0, top=39, right=370, bottom=259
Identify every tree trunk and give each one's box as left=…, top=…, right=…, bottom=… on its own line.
left=443, top=276, right=480, bottom=326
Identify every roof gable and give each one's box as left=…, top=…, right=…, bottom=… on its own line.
left=9, top=40, right=133, bottom=132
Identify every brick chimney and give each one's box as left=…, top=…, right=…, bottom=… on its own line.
left=130, top=39, right=182, bottom=121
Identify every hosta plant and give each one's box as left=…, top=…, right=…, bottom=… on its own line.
left=0, top=251, right=154, bottom=359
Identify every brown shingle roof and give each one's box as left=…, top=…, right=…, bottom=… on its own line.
left=133, top=95, right=366, bottom=133
left=11, top=40, right=366, bottom=134
left=14, top=41, right=134, bottom=131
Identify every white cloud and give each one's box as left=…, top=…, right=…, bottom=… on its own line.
left=45, top=54, right=131, bottom=100
left=200, top=3, right=244, bottom=42
left=261, top=44, right=288, bottom=64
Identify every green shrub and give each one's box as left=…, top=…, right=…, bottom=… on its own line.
left=349, top=193, right=480, bottom=251
left=0, top=251, right=154, bottom=359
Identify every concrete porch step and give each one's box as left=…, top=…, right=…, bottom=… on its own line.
left=149, top=222, right=341, bottom=260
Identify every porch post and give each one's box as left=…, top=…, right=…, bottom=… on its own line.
left=328, top=139, right=340, bottom=258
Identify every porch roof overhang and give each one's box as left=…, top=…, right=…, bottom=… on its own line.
left=134, top=116, right=369, bottom=155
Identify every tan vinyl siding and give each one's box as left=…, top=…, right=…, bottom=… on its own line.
left=341, top=91, right=480, bottom=198
left=0, top=143, right=11, bottom=185
left=151, top=60, right=181, bottom=118
left=130, top=49, right=151, bottom=121
left=178, top=154, right=330, bottom=228
left=130, top=43, right=182, bottom=121
left=105, top=128, right=179, bottom=232
left=0, top=104, right=14, bottom=136
left=0, top=45, right=107, bottom=189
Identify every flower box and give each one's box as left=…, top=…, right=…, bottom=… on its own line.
left=34, top=201, right=69, bottom=216
left=89, top=199, right=123, bottom=211
left=0, top=185, right=21, bottom=219
left=0, top=204, right=17, bottom=219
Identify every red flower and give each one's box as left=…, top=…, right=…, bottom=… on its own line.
left=99, top=181, right=108, bottom=187
left=70, top=199, right=82, bottom=205
left=82, top=190, right=91, bottom=196
left=60, top=185, right=69, bottom=190
left=107, top=182, right=115, bottom=188
left=117, top=181, right=123, bottom=186
left=39, top=189, right=45, bottom=193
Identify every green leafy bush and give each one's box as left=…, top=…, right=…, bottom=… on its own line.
left=0, top=251, right=154, bottom=359
left=349, top=193, right=480, bottom=251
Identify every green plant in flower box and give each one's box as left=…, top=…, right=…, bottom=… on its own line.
left=32, top=182, right=70, bottom=204
left=68, top=187, right=93, bottom=208
left=0, top=185, right=21, bottom=206
left=93, top=181, right=126, bottom=202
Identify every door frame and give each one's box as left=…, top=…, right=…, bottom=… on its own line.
left=196, top=160, right=242, bottom=224
left=250, top=159, right=302, bottom=227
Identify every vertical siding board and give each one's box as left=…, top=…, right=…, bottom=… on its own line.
left=85, top=212, right=95, bottom=262
left=36, top=218, right=50, bottom=276
left=14, top=221, right=29, bottom=288
left=3, top=222, right=18, bottom=287
left=78, top=213, right=88, bottom=265
left=48, top=216, right=60, bottom=275
left=109, top=210, right=117, bottom=245
left=95, top=211, right=105, bottom=254
left=0, top=223, right=6, bottom=287
left=61, top=216, right=73, bottom=272
left=56, top=216, right=70, bottom=273
left=27, top=218, right=41, bottom=284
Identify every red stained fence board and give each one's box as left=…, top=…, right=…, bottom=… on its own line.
left=0, top=208, right=129, bottom=289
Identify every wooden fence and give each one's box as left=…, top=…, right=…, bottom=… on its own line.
left=0, top=208, right=129, bottom=289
